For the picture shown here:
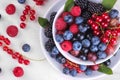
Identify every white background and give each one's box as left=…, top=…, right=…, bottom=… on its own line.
left=0, top=0, right=120, bottom=80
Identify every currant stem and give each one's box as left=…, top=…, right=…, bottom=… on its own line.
left=96, top=22, right=104, bottom=34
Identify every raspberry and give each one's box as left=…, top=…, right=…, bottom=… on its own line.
left=13, top=66, right=24, bottom=77
left=69, top=24, right=79, bottom=34
left=6, top=25, right=18, bottom=37
left=55, top=18, right=67, bottom=31
left=70, top=6, right=81, bottom=17
left=61, top=41, right=73, bottom=52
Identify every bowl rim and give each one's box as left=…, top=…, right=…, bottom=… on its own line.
left=52, top=4, right=120, bottom=65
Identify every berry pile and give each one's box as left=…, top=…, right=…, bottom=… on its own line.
left=55, top=2, right=120, bottom=63
left=20, top=5, right=36, bottom=29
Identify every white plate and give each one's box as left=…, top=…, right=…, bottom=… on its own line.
left=39, top=0, right=120, bottom=80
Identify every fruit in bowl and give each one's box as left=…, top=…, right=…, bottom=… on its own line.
left=53, top=0, right=120, bottom=65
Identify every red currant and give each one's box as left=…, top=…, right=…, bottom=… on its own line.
left=36, top=1, right=44, bottom=5
left=101, top=36, right=109, bottom=43
left=3, top=46, right=9, bottom=51
left=102, top=12, right=109, bottom=19
left=112, top=30, right=118, bottom=37
left=91, top=22, right=99, bottom=30
left=88, top=53, right=97, bottom=62
left=101, top=22, right=108, bottom=28
left=93, top=30, right=100, bottom=36
left=25, top=5, right=31, bottom=10
left=91, top=65, right=99, bottom=71
left=18, top=57, right=24, bottom=64
left=96, top=16, right=103, bottom=23
left=92, top=14, right=97, bottom=19
left=20, top=22, right=26, bottom=29
left=30, top=15, right=35, bottom=21
left=87, top=19, right=93, bottom=25
left=30, top=10, right=36, bottom=15
left=110, top=37, right=117, bottom=45
left=24, top=60, right=30, bottom=65
left=0, top=42, right=2, bottom=46
left=20, top=15, right=26, bottom=21
left=106, top=17, right=111, bottom=23
left=23, top=9, right=29, bottom=15
left=105, top=30, right=111, bottom=37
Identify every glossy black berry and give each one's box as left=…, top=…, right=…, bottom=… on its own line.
left=104, top=59, right=111, bottom=66
left=44, top=25, right=52, bottom=38
left=75, top=0, right=88, bottom=10
left=50, top=12, right=57, bottom=25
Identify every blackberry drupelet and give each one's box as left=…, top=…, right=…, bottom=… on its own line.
left=50, top=12, right=57, bottom=25
left=44, top=24, right=52, bottom=38
left=81, top=11, right=92, bottom=21
left=45, top=38, right=55, bottom=52
left=75, top=0, right=88, bottom=10
left=88, top=1, right=105, bottom=14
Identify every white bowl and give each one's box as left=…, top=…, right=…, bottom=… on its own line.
left=52, top=4, right=120, bottom=65
left=40, top=0, right=120, bottom=79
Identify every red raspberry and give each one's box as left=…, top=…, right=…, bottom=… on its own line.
left=61, top=12, right=70, bottom=18
left=70, top=6, right=81, bottom=17
left=13, top=66, right=24, bottom=77
left=55, top=18, right=67, bottom=31
left=61, top=41, right=73, bottom=52
left=69, top=24, right=79, bottom=34
left=90, top=65, right=99, bottom=71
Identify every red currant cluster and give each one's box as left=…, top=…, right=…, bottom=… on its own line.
left=33, top=0, right=45, bottom=6
left=0, top=35, right=30, bottom=65
left=63, top=60, right=82, bottom=73
left=88, top=12, right=120, bottom=55
left=20, top=5, right=36, bottom=29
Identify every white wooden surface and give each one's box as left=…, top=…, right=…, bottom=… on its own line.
left=0, top=0, right=120, bottom=80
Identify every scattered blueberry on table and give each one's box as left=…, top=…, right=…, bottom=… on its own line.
left=18, top=0, right=26, bottom=4
left=22, top=44, right=31, bottom=52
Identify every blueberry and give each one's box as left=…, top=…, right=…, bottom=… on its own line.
left=49, top=53, right=57, bottom=58
left=82, top=39, right=91, bottom=48
left=63, top=30, right=73, bottom=40
left=91, top=36, right=100, bottom=45
left=79, top=24, right=88, bottom=33
left=22, top=44, right=31, bottom=52
left=109, top=9, right=119, bottom=18
left=64, top=14, right=73, bottom=23
left=90, top=45, right=98, bottom=52
left=75, top=17, right=84, bottom=24
left=97, top=51, right=107, bottom=59
left=18, top=0, right=26, bottom=4
left=85, top=68, right=93, bottom=76
left=73, top=41, right=82, bottom=51
left=80, top=65, right=87, bottom=71
left=104, top=59, right=111, bottom=66
left=51, top=46, right=59, bottom=55
left=70, top=69, right=77, bottom=77
left=56, top=56, right=66, bottom=64
left=63, top=67, right=70, bottom=74
left=81, top=48, right=89, bottom=54
left=55, top=34, right=64, bottom=43
left=80, top=55, right=87, bottom=61
left=77, top=33, right=85, bottom=40
left=98, top=43, right=107, bottom=51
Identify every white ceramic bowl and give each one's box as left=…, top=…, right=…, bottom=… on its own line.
left=52, top=4, right=120, bottom=65
left=40, top=0, right=120, bottom=79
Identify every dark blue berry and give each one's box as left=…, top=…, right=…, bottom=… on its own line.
left=63, top=30, right=73, bottom=40
left=55, top=34, right=64, bottom=43
left=79, top=24, right=88, bottom=33
left=85, top=68, right=93, bottom=76
left=56, top=56, right=66, bottom=64
left=91, top=36, right=100, bottom=45
left=97, top=51, right=107, bottom=59
left=75, top=17, right=84, bottom=24
left=80, top=55, right=87, bottom=61
left=64, top=14, right=73, bottom=23
left=104, top=59, right=111, bottom=66
left=80, top=65, right=87, bottom=71
left=70, top=69, right=77, bottom=77
left=77, top=33, right=85, bottom=41
left=18, top=0, right=26, bottom=4
left=82, top=39, right=91, bottom=48
left=109, top=9, right=119, bottom=18
left=63, top=67, right=70, bottom=74
left=81, top=48, right=89, bottom=54
left=51, top=46, right=59, bottom=55
left=22, top=44, right=31, bottom=52
left=90, top=45, right=98, bottom=52
left=98, top=43, right=107, bottom=51
left=73, top=41, right=82, bottom=51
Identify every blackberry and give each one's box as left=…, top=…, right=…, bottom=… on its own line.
left=88, top=1, right=105, bottom=14
left=44, top=24, right=52, bottom=38
left=50, top=12, right=57, bottom=25
left=0, top=14, right=1, bottom=19
left=81, top=11, right=92, bottom=21
left=45, top=38, right=55, bottom=52
left=75, top=0, right=88, bottom=10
